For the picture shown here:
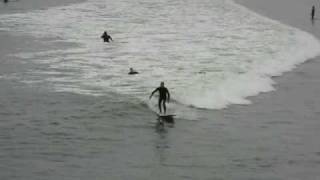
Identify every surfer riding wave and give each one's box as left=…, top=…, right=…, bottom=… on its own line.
left=149, top=82, right=170, bottom=114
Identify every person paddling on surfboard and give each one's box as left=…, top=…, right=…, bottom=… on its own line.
left=128, top=68, right=138, bottom=75
left=149, top=82, right=170, bottom=114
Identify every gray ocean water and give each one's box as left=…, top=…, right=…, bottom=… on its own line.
left=1, top=0, right=320, bottom=179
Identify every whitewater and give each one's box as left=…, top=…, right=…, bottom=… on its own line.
left=0, top=0, right=319, bottom=111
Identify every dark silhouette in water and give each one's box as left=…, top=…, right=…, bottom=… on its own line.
left=4, top=0, right=8, bottom=3
left=128, top=68, right=138, bottom=75
left=101, top=31, right=113, bottom=43
left=150, top=82, right=170, bottom=114
left=311, top=5, right=315, bottom=21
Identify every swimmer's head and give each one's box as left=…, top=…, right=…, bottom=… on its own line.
left=160, top=82, right=164, bottom=87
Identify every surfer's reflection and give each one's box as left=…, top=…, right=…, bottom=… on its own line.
left=154, top=124, right=170, bottom=166
left=155, top=116, right=174, bottom=131
left=153, top=111, right=175, bottom=166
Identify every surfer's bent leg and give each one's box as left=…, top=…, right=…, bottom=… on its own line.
left=158, top=98, right=162, bottom=113
left=162, top=99, right=166, bottom=114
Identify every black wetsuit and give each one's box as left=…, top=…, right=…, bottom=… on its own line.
left=312, top=6, right=315, bottom=20
left=151, top=87, right=170, bottom=114
left=101, top=32, right=112, bottom=42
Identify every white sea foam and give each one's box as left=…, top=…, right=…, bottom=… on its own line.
left=0, top=0, right=319, bottom=111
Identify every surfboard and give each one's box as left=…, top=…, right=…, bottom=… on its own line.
left=157, top=114, right=175, bottom=123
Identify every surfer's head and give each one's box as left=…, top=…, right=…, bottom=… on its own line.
left=160, top=82, right=164, bottom=87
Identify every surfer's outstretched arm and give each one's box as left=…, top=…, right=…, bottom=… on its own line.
left=149, top=88, right=158, bottom=99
